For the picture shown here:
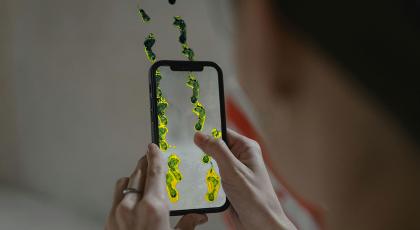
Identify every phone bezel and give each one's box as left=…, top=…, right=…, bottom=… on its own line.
left=149, top=60, right=230, bottom=216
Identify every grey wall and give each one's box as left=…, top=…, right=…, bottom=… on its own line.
left=0, top=0, right=20, bottom=183
left=0, top=0, right=233, bottom=228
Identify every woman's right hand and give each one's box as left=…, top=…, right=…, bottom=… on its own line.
left=194, top=129, right=296, bottom=230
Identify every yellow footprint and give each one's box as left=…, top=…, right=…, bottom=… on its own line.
left=192, top=102, right=206, bottom=131
left=205, top=166, right=221, bottom=202
left=166, top=154, right=182, bottom=202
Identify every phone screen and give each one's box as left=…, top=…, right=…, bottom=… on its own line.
left=149, top=61, right=228, bottom=215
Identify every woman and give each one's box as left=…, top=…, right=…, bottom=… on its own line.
left=106, top=0, right=420, bottom=229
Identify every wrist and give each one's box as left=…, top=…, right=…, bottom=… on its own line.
left=265, top=205, right=297, bottom=230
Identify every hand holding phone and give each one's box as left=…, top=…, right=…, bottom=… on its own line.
left=107, top=60, right=295, bottom=228
left=194, top=130, right=297, bottom=230
left=105, top=144, right=209, bottom=230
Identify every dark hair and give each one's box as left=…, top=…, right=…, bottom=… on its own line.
left=273, top=0, right=420, bottom=142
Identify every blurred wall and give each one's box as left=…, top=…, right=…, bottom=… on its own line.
left=1, top=0, right=233, bottom=227
left=0, top=0, right=19, bottom=183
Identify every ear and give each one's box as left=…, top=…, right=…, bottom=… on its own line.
left=259, top=1, right=305, bottom=101
left=235, top=0, right=304, bottom=104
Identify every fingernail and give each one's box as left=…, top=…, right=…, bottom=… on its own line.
left=148, top=143, right=155, bottom=152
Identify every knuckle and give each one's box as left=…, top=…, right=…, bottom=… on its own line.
left=148, top=164, right=164, bottom=177
left=140, top=199, right=165, bottom=217
left=201, top=136, right=212, bottom=148
left=116, top=203, right=134, bottom=217
left=213, top=138, right=225, bottom=151
left=155, top=192, right=168, bottom=203
left=245, top=139, right=262, bottom=153
left=149, top=151, right=164, bottom=165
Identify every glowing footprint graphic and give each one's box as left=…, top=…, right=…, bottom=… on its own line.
left=166, top=154, right=182, bottom=202
left=205, top=167, right=221, bottom=202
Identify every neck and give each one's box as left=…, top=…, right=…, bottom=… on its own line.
left=297, top=55, right=420, bottom=229
left=322, top=74, right=420, bottom=230
left=307, top=52, right=420, bottom=230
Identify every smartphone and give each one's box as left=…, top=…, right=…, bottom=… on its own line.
left=149, top=60, right=229, bottom=215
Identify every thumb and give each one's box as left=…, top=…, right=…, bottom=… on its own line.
left=175, top=214, right=208, bottom=230
left=194, top=132, right=241, bottom=172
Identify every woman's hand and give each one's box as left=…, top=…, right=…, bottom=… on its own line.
left=194, top=129, right=296, bottom=230
left=105, top=144, right=208, bottom=230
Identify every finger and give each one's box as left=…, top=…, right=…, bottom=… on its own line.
left=143, top=143, right=166, bottom=199
left=120, top=157, right=146, bottom=207
left=175, top=214, right=208, bottom=230
left=226, top=129, right=263, bottom=167
left=110, top=177, right=129, bottom=215
left=226, top=128, right=251, bottom=150
left=127, top=158, right=145, bottom=190
left=194, top=132, right=242, bottom=172
left=137, top=156, right=148, bottom=199
left=227, top=129, right=261, bottom=154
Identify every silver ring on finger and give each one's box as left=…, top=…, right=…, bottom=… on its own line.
left=122, top=188, right=143, bottom=196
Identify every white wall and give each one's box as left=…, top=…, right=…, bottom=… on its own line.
left=0, top=0, right=234, bottom=228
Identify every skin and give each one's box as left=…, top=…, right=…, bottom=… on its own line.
left=234, top=0, right=420, bottom=229
left=105, top=144, right=208, bottom=230
left=195, top=130, right=296, bottom=230
left=106, top=131, right=295, bottom=230
left=106, top=0, right=420, bottom=229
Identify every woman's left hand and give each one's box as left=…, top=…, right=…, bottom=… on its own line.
left=105, top=144, right=208, bottom=230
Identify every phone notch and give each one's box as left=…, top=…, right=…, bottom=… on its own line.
left=170, top=62, right=204, bottom=72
